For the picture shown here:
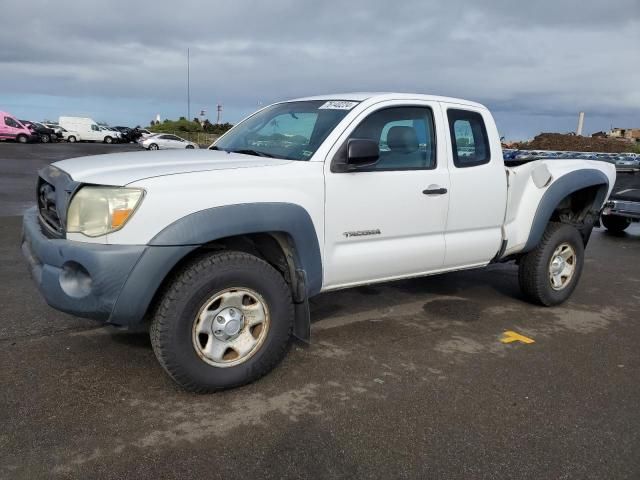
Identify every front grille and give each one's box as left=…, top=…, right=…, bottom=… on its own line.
left=37, top=177, right=64, bottom=237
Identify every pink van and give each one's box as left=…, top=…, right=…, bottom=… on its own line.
left=0, top=111, right=38, bottom=143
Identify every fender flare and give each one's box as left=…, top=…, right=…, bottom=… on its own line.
left=148, top=202, right=323, bottom=296
left=522, top=169, right=609, bottom=252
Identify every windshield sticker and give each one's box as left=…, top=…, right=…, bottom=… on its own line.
left=318, top=101, right=359, bottom=110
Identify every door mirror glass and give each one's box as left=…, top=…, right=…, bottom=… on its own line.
left=347, top=138, right=379, bottom=167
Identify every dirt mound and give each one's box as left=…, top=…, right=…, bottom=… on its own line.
left=515, top=133, right=637, bottom=153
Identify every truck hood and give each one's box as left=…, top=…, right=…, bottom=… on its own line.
left=53, top=149, right=293, bottom=185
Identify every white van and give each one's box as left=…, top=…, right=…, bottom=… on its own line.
left=58, top=117, right=116, bottom=143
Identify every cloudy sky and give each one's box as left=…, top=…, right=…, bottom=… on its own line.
left=1, top=0, right=638, bottom=139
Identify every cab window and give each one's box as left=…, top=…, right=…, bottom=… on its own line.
left=339, top=106, right=436, bottom=171
left=447, top=109, right=491, bottom=168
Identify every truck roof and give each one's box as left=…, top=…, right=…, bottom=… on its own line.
left=288, top=92, right=486, bottom=109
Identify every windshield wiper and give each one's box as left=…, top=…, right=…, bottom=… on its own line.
left=230, top=149, right=277, bottom=158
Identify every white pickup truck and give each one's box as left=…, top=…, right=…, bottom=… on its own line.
left=22, top=93, right=615, bottom=392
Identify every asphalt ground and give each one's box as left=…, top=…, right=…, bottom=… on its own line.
left=1, top=142, right=639, bottom=479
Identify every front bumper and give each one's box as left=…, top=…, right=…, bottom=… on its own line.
left=21, top=207, right=197, bottom=327
left=22, top=207, right=146, bottom=322
left=603, top=200, right=640, bottom=220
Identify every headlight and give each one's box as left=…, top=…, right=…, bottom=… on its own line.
left=66, top=187, right=144, bottom=237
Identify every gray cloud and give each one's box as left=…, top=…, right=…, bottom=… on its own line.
left=1, top=0, right=638, bottom=135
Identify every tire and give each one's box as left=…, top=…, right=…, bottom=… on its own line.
left=186, top=145, right=195, bottom=149
left=16, top=134, right=28, bottom=144
left=148, top=143, right=159, bottom=150
left=518, top=222, right=584, bottom=306
left=150, top=251, right=294, bottom=392
left=104, top=136, right=113, bottom=144
left=40, top=134, right=50, bottom=143
left=68, top=136, right=77, bottom=143
left=601, top=214, right=630, bottom=233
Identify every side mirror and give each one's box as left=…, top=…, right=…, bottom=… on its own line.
left=346, top=138, right=379, bottom=168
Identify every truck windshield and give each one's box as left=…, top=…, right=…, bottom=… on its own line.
left=211, top=100, right=358, bottom=161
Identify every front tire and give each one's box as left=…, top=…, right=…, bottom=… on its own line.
left=518, top=222, right=584, bottom=306
left=68, top=136, right=77, bottom=143
left=148, top=143, right=159, bottom=150
left=150, top=251, right=294, bottom=392
left=104, top=136, right=113, bottom=144
left=40, top=134, right=50, bottom=143
left=601, top=214, right=630, bottom=233
left=16, top=134, right=28, bottom=144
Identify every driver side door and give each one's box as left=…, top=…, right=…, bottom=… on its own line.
left=322, top=102, right=450, bottom=289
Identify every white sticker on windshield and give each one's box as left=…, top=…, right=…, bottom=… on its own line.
left=318, top=101, right=359, bottom=110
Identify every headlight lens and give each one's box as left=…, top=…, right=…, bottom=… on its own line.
left=67, top=187, right=144, bottom=237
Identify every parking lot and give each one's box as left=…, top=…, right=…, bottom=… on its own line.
left=1, top=142, right=639, bottom=479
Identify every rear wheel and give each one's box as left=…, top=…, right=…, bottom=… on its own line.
left=601, top=214, right=631, bottom=233
left=148, top=143, right=159, bottom=150
left=518, top=222, right=584, bottom=306
left=150, top=251, right=294, bottom=392
left=40, top=134, right=50, bottom=143
left=104, top=136, right=113, bottom=144
left=186, top=145, right=195, bottom=149
left=68, top=136, right=77, bottom=143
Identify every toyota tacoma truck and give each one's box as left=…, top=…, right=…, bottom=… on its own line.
left=22, top=93, right=616, bottom=392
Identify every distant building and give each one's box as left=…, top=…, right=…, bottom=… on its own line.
left=609, top=127, right=640, bottom=140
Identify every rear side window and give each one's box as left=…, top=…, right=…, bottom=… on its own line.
left=447, top=109, right=491, bottom=168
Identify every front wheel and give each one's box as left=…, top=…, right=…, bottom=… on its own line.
left=518, top=222, right=584, bottom=306
left=40, top=134, right=50, bottom=143
left=68, top=136, right=77, bottom=143
left=186, top=145, right=195, bottom=149
left=601, top=214, right=631, bottom=233
left=148, top=143, right=159, bottom=150
left=16, top=134, right=28, bottom=144
left=104, top=136, right=113, bottom=144
left=150, top=251, right=294, bottom=392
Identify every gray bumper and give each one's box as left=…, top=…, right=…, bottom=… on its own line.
left=22, top=208, right=146, bottom=322
left=21, top=208, right=196, bottom=326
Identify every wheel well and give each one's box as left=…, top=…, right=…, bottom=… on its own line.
left=144, top=232, right=303, bottom=321
left=549, top=184, right=606, bottom=243
left=550, top=185, right=602, bottom=224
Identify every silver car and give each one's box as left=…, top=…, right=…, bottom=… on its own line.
left=142, top=134, right=198, bottom=150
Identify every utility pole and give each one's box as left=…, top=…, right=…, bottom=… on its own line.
left=216, top=104, right=223, bottom=124
left=187, top=48, right=191, bottom=121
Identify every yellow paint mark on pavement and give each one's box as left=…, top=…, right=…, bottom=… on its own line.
left=500, top=331, right=535, bottom=344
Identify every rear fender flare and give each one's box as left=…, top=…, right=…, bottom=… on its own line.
left=523, top=169, right=609, bottom=252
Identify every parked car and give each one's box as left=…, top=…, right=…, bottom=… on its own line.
left=0, top=112, right=39, bottom=143
left=22, top=92, right=615, bottom=392
left=141, top=133, right=198, bottom=150
left=113, top=126, right=135, bottom=143
left=43, top=123, right=65, bottom=141
left=48, top=125, right=81, bottom=143
left=20, top=121, right=57, bottom=143
left=98, top=126, right=122, bottom=142
left=58, top=116, right=117, bottom=143
left=601, top=165, right=640, bottom=233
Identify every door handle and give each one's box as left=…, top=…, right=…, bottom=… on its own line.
left=422, top=187, right=448, bottom=195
